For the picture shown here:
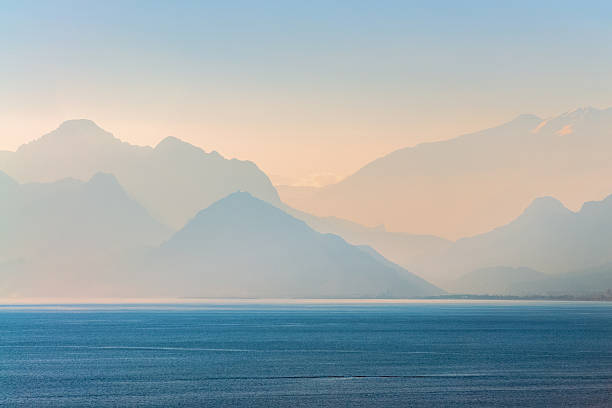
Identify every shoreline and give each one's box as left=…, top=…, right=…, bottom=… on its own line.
left=1, top=295, right=611, bottom=306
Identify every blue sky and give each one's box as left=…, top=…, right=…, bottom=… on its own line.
left=1, top=1, right=611, bottom=183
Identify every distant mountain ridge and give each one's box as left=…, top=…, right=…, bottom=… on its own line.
left=0, top=177, right=443, bottom=297
left=530, top=263, right=612, bottom=296
left=281, top=204, right=451, bottom=271
left=5, top=116, right=612, bottom=298
left=0, top=119, right=280, bottom=229
left=279, top=107, right=612, bottom=239
left=0, top=170, right=170, bottom=255
left=449, top=266, right=547, bottom=295
left=449, top=263, right=612, bottom=297
left=414, top=192, right=612, bottom=287
left=0, top=171, right=171, bottom=297
left=0, top=119, right=452, bottom=274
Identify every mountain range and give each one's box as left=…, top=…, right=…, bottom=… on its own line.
left=0, top=181, right=443, bottom=298
left=0, top=119, right=451, bottom=280
left=448, top=266, right=547, bottom=295
left=281, top=205, right=451, bottom=271
left=0, top=171, right=169, bottom=257
left=414, top=193, right=612, bottom=288
left=2, top=115, right=612, bottom=298
left=0, top=119, right=280, bottom=229
left=279, top=107, right=612, bottom=239
left=449, top=264, right=612, bottom=297
left=123, top=192, right=443, bottom=298
left=0, top=171, right=171, bottom=297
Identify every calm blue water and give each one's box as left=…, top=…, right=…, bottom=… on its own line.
left=1, top=301, right=611, bottom=407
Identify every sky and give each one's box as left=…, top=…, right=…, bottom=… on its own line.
left=1, top=1, right=612, bottom=186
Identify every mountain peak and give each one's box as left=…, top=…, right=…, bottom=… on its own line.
left=521, top=196, right=571, bottom=218
left=17, top=119, right=118, bottom=154
left=83, top=172, right=128, bottom=198
left=554, top=106, right=600, bottom=124
left=219, top=190, right=256, bottom=202
left=159, top=190, right=442, bottom=298
left=155, top=136, right=223, bottom=159
left=156, top=136, right=187, bottom=148
left=169, top=190, right=309, bottom=249
left=88, top=172, right=121, bottom=186
left=500, top=113, right=543, bottom=131
left=155, top=136, right=204, bottom=154
left=56, top=119, right=105, bottom=132
left=529, top=106, right=606, bottom=136
left=191, top=191, right=279, bottom=222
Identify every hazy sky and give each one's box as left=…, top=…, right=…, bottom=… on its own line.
left=1, top=1, right=611, bottom=185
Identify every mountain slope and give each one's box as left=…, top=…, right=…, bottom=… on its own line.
left=0, top=119, right=451, bottom=270
left=280, top=107, right=612, bottom=239
left=0, top=171, right=171, bottom=257
left=450, top=264, right=612, bottom=296
left=529, top=263, right=612, bottom=296
left=0, top=120, right=280, bottom=228
left=130, top=192, right=443, bottom=298
left=415, top=194, right=612, bottom=287
left=0, top=171, right=172, bottom=297
left=449, top=266, right=548, bottom=295
left=281, top=204, right=451, bottom=271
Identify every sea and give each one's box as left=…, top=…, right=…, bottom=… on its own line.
left=1, top=300, right=611, bottom=407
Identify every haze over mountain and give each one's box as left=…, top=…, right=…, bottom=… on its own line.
left=0, top=171, right=169, bottom=255
left=279, top=107, right=612, bottom=239
left=126, top=192, right=443, bottom=299
left=0, top=119, right=452, bottom=274
left=449, top=264, right=612, bottom=297
left=4, top=117, right=612, bottom=298
left=0, top=171, right=171, bottom=297
left=0, top=120, right=280, bottom=229
left=528, top=263, right=612, bottom=296
left=449, top=266, right=547, bottom=295
left=282, top=205, right=451, bottom=270
left=415, top=193, right=612, bottom=287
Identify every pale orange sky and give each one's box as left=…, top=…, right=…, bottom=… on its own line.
left=3, top=103, right=608, bottom=187
left=0, top=107, right=523, bottom=186
left=2, top=1, right=611, bottom=185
